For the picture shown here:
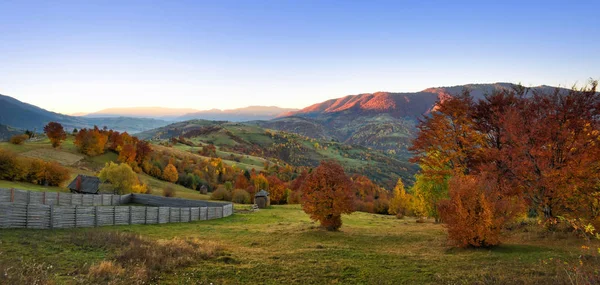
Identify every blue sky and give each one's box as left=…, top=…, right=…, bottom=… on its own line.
left=0, top=0, right=598, bottom=114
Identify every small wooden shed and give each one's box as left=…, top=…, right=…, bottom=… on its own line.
left=68, top=175, right=101, bottom=194
left=255, top=189, right=270, bottom=209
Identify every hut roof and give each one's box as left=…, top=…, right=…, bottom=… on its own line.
left=255, top=189, right=269, bottom=197
left=67, top=175, right=101, bottom=194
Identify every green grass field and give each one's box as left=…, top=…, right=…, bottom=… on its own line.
left=0, top=205, right=592, bottom=284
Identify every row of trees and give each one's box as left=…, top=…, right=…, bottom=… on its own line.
left=0, top=149, right=70, bottom=187
left=410, top=82, right=600, bottom=247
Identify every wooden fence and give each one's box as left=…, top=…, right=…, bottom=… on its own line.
left=0, top=188, right=234, bottom=229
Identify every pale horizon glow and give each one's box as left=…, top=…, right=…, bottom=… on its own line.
left=1, top=1, right=598, bottom=114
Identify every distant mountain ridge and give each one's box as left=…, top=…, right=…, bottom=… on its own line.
left=178, top=106, right=298, bottom=122
left=0, top=94, right=170, bottom=133
left=82, top=107, right=200, bottom=120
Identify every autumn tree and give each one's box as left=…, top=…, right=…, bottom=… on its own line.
left=43, top=122, right=67, bottom=148
left=389, top=178, right=412, bottom=217
left=234, top=173, right=250, bottom=189
left=99, top=162, right=140, bottom=194
left=162, top=163, right=179, bottom=183
left=267, top=175, right=288, bottom=204
left=300, top=161, right=354, bottom=231
left=75, top=128, right=108, bottom=156
left=118, top=143, right=137, bottom=164
left=438, top=174, right=520, bottom=247
left=135, top=140, right=152, bottom=164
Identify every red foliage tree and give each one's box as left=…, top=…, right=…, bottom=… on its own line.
left=267, top=175, right=287, bottom=204
left=43, top=122, right=67, bottom=148
left=439, top=175, right=521, bottom=247
left=135, top=140, right=152, bottom=164
left=300, top=161, right=354, bottom=231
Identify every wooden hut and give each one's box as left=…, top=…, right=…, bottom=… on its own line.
left=199, top=185, right=208, bottom=194
left=254, top=189, right=270, bottom=209
left=68, top=175, right=101, bottom=194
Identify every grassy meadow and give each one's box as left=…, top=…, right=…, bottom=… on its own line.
left=0, top=205, right=593, bottom=284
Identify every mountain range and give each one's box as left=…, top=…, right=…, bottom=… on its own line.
left=78, top=106, right=298, bottom=121
left=1, top=82, right=560, bottom=159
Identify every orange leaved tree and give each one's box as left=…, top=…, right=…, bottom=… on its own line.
left=162, top=163, right=179, bottom=183
left=438, top=175, right=520, bottom=247
left=43, top=122, right=67, bottom=148
left=300, top=161, right=354, bottom=231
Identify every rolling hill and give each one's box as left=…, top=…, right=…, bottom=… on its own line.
left=137, top=120, right=417, bottom=187
left=0, top=94, right=170, bottom=133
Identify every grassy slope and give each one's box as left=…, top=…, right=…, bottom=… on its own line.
left=142, top=120, right=416, bottom=187
left=0, top=138, right=210, bottom=200
left=0, top=205, right=591, bottom=284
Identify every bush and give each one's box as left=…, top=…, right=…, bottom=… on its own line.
left=287, top=190, right=302, bottom=204
left=211, top=186, right=231, bottom=201
left=0, top=149, right=19, bottom=180
left=87, top=261, right=125, bottom=282
left=373, top=198, right=390, bottom=215
left=9, top=134, right=28, bottom=145
left=231, top=189, right=251, bottom=204
left=439, top=175, right=519, bottom=248
left=163, top=186, right=176, bottom=197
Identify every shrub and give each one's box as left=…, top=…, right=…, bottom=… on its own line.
left=231, top=189, right=251, bottom=204
left=287, top=190, right=302, bottom=204
left=373, top=198, right=390, bottom=215
left=211, top=186, right=231, bottom=201
left=42, top=161, right=70, bottom=186
left=163, top=186, right=176, bottom=197
left=87, top=261, right=125, bottom=282
left=9, top=134, right=28, bottom=145
left=438, top=175, right=520, bottom=248
left=131, top=183, right=148, bottom=194
left=0, top=149, right=19, bottom=180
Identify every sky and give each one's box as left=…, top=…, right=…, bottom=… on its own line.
left=0, top=0, right=599, bottom=114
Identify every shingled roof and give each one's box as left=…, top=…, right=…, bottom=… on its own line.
left=68, top=175, right=101, bottom=194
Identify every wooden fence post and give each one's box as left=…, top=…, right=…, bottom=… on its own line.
left=168, top=207, right=171, bottom=223
left=179, top=208, right=182, bottom=222
left=94, top=206, right=98, bottom=227
left=57, top=192, right=60, bottom=205
left=25, top=204, right=29, bottom=229
left=49, top=205, right=54, bottom=230
left=26, top=191, right=30, bottom=204
left=74, top=205, right=77, bottom=228
left=113, top=206, right=116, bottom=226
left=144, top=207, right=148, bottom=225
left=189, top=207, right=192, bottom=222
left=128, top=206, right=132, bottom=225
